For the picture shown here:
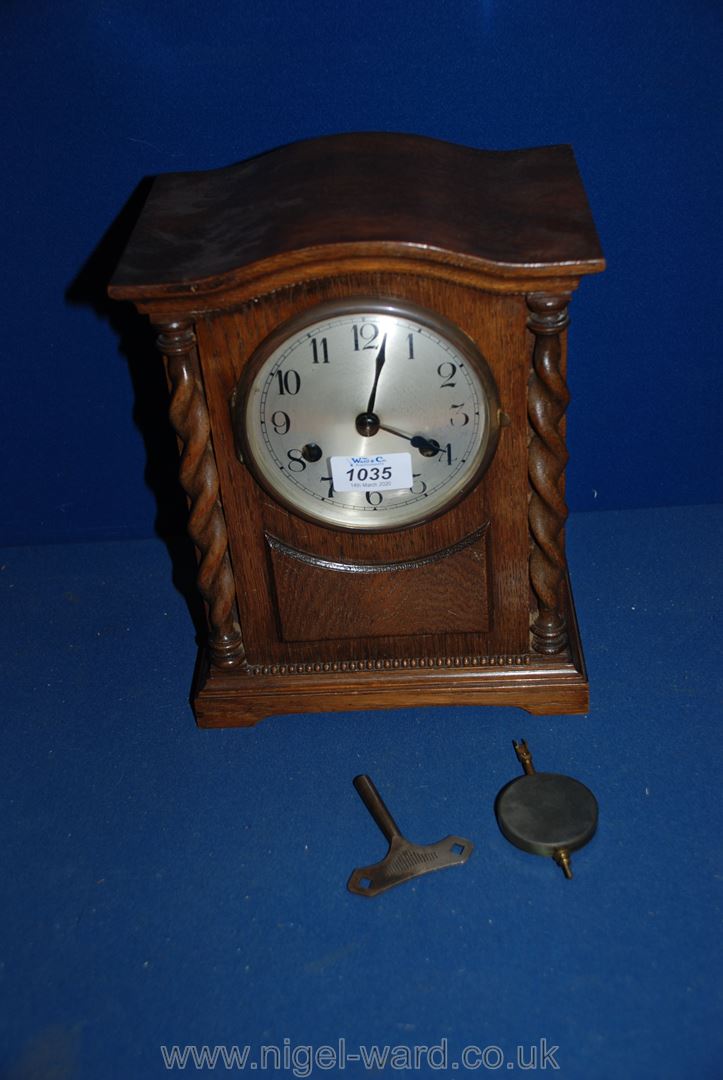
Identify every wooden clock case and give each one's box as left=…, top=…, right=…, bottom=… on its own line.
left=109, top=133, right=605, bottom=726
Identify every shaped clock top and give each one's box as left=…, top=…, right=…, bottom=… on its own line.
left=109, top=133, right=604, bottom=303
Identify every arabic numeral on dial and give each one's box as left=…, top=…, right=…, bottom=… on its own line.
left=442, top=442, right=453, bottom=465
left=286, top=449, right=306, bottom=472
left=411, top=474, right=428, bottom=495
left=352, top=323, right=379, bottom=350
left=450, top=403, right=469, bottom=426
left=276, top=369, right=301, bottom=395
left=437, top=361, right=457, bottom=388
left=365, top=491, right=383, bottom=507
left=407, top=332, right=415, bottom=359
left=320, top=475, right=334, bottom=498
left=271, top=410, right=290, bottom=434
left=310, top=336, right=329, bottom=363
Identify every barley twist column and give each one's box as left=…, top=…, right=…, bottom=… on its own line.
left=154, top=318, right=245, bottom=668
left=527, top=293, right=571, bottom=654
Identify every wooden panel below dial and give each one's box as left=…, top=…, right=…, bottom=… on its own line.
left=266, top=526, right=491, bottom=642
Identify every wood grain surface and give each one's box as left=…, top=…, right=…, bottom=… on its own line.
left=108, top=133, right=605, bottom=723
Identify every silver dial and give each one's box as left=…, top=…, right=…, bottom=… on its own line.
left=234, top=300, right=500, bottom=531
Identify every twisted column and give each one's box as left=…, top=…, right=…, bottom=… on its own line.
left=154, top=318, right=245, bottom=668
left=526, top=293, right=571, bottom=654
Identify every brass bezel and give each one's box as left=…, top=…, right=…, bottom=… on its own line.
left=232, top=297, right=502, bottom=533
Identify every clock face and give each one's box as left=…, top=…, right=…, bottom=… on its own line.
left=234, top=299, right=500, bottom=531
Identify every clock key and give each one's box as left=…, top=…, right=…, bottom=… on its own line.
left=348, top=775, right=473, bottom=897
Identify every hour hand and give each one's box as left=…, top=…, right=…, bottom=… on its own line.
left=378, top=423, right=443, bottom=457
left=410, top=435, right=443, bottom=457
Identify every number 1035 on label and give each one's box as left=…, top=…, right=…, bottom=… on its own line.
left=330, top=453, right=413, bottom=492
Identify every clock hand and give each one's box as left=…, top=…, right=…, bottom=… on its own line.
left=356, top=339, right=439, bottom=456
left=364, top=334, right=387, bottom=416
left=377, top=424, right=443, bottom=456
left=411, top=436, right=443, bottom=457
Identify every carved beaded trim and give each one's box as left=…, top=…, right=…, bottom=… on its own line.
left=245, top=654, right=531, bottom=677
left=196, top=272, right=531, bottom=317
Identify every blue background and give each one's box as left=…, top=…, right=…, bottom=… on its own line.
left=2, top=507, right=721, bottom=1078
left=1, top=0, right=722, bottom=545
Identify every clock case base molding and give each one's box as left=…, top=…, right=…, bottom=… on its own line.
left=191, top=577, right=588, bottom=727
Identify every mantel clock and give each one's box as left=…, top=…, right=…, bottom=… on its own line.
left=109, top=133, right=605, bottom=726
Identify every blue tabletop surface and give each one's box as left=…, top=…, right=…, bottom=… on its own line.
left=1, top=504, right=721, bottom=1079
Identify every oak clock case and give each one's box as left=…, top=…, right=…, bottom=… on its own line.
left=107, top=133, right=605, bottom=726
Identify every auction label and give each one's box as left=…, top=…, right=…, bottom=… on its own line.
left=330, top=452, right=413, bottom=492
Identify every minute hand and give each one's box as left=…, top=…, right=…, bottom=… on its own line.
left=364, top=334, right=387, bottom=416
